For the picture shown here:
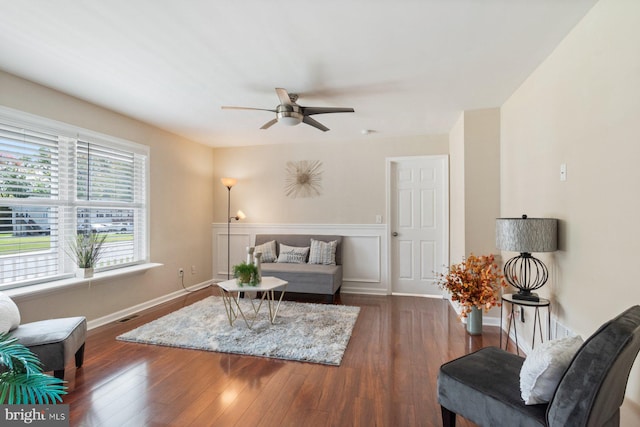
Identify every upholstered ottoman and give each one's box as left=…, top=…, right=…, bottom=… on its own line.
left=9, top=317, right=87, bottom=380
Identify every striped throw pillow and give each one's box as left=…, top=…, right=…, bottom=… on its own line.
left=309, top=239, right=337, bottom=265
left=254, top=240, right=277, bottom=263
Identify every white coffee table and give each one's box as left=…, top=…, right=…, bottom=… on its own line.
left=216, top=276, right=288, bottom=328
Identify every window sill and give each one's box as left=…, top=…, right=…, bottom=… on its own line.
left=5, top=263, right=163, bottom=300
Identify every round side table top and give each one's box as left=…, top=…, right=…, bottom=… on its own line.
left=502, top=293, right=550, bottom=307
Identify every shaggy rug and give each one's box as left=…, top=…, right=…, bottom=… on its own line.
left=117, top=296, right=360, bottom=366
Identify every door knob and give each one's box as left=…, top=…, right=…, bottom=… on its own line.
left=392, top=232, right=398, bottom=237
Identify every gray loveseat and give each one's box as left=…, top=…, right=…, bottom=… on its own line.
left=253, top=234, right=343, bottom=302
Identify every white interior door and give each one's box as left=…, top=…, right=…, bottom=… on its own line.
left=389, top=156, right=448, bottom=296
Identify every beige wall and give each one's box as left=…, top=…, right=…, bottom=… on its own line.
left=448, top=109, right=502, bottom=319
left=464, top=109, right=501, bottom=256
left=501, top=0, right=640, bottom=407
left=449, top=113, right=465, bottom=263
left=211, top=135, right=448, bottom=225
left=448, top=108, right=501, bottom=261
left=0, top=70, right=215, bottom=323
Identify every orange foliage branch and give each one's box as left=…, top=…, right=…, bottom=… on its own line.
left=436, top=254, right=507, bottom=318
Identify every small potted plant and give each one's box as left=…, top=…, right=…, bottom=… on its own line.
left=67, top=232, right=107, bottom=278
left=436, top=254, right=507, bottom=335
left=232, top=261, right=259, bottom=286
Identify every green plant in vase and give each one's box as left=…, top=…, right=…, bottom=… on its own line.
left=232, top=261, right=259, bottom=286
left=67, top=232, right=107, bottom=278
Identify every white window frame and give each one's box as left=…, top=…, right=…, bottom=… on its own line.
left=0, top=106, right=150, bottom=290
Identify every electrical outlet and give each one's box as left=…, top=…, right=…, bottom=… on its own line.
left=178, top=268, right=184, bottom=277
left=191, top=265, right=196, bottom=275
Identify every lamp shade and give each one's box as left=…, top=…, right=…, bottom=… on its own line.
left=496, top=216, right=558, bottom=253
left=221, top=177, right=237, bottom=188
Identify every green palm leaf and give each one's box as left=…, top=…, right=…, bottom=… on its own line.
left=0, top=333, right=67, bottom=404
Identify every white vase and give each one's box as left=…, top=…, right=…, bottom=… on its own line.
left=76, top=267, right=94, bottom=279
left=254, top=252, right=262, bottom=283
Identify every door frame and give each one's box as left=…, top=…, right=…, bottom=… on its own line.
left=385, top=155, right=449, bottom=296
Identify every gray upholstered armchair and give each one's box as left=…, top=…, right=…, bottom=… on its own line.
left=437, top=305, right=640, bottom=427
left=1, top=292, right=86, bottom=380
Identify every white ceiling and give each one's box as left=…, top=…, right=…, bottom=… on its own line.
left=0, top=0, right=598, bottom=147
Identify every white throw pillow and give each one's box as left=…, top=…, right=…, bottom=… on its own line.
left=308, top=239, right=337, bottom=265
left=254, top=240, right=277, bottom=263
left=520, top=335, right=583, bottom=405
left=276, top=244, right=310, bottom=264
left=0, top=292, right=21, bottom=334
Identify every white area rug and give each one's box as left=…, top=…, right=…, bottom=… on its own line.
left=117, top=296, right=360, bottom=366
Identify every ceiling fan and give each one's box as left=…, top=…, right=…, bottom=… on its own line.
left=221, top=88, right=355, bottom=132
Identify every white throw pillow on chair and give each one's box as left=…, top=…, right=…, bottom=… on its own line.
left=520, top=335, right=583, bottom=404
left=0, top=292, right=21, bottom=333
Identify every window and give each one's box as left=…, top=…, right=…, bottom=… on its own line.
left=0, top=107, right=149, bottom=289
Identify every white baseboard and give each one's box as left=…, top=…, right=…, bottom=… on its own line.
left=86, top=280, right=212, bottom=330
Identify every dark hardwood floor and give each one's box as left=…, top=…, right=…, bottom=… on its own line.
left=60, top=287, right=511, bottom=427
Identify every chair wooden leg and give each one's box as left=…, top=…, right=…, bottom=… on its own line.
left=75, top=343, right=85, bottom=368
left=441, top=406, right=456, bottom=427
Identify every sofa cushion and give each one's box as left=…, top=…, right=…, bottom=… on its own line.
left=520, top=335, right=583, bottom=405
left=0, top=292, right=20, bottom=333
left=309, top=238, right=337, bottom=265
left=277, top=244, right=310, bottom=264
left=261, top=263, right=342, bottom=294
left=255, top=240, right=277, bottom=263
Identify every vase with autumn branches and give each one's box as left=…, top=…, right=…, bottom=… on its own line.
left=437, top=254, right=507, bottom=335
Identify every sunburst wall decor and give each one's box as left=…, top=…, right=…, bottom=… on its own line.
left=284, top=160, right=323, bottom=198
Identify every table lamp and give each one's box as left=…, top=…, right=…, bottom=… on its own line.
left=496, top=215, right=558, bottom=301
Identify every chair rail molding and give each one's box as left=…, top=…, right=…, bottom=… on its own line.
left=211, top=223, right=389, bottom=295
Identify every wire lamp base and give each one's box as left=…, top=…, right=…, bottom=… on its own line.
left=503, top=252, right=548, bottom=303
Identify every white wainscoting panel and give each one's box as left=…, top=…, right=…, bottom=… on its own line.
left=214, top=231, right=252, bottom=278
left=211, top=223, right=389, bottom=295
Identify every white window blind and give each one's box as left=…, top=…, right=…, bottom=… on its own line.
left=0, top=108, right=149, bottom=289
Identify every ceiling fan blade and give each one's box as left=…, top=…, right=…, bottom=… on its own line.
left=260, top=118, right=278, bottom=129
left=221, top=106, right=276, bottom=112
left=275, top=88, right=294, bottom=106
left=302, top=106, right=355, bottom=116
left=302, top=116, right=329, bottom=132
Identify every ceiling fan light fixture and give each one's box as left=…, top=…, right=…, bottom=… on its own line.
left=277, top=111, right=303, bottom=126
left=222, top=88, right=354, bottom=131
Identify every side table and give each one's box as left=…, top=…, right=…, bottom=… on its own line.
left=500, top=293, right=551, bottom=356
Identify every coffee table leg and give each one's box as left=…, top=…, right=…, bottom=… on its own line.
left=218, top=282, right=288, bottom=328
left=266, top=285, right=287, bottom=323
left=219, top=288, right=239, bottom=326
left=227, top=288, right=269, bottom=329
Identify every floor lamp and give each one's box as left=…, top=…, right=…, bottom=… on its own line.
left=221, top=178, right=245, bottom=279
